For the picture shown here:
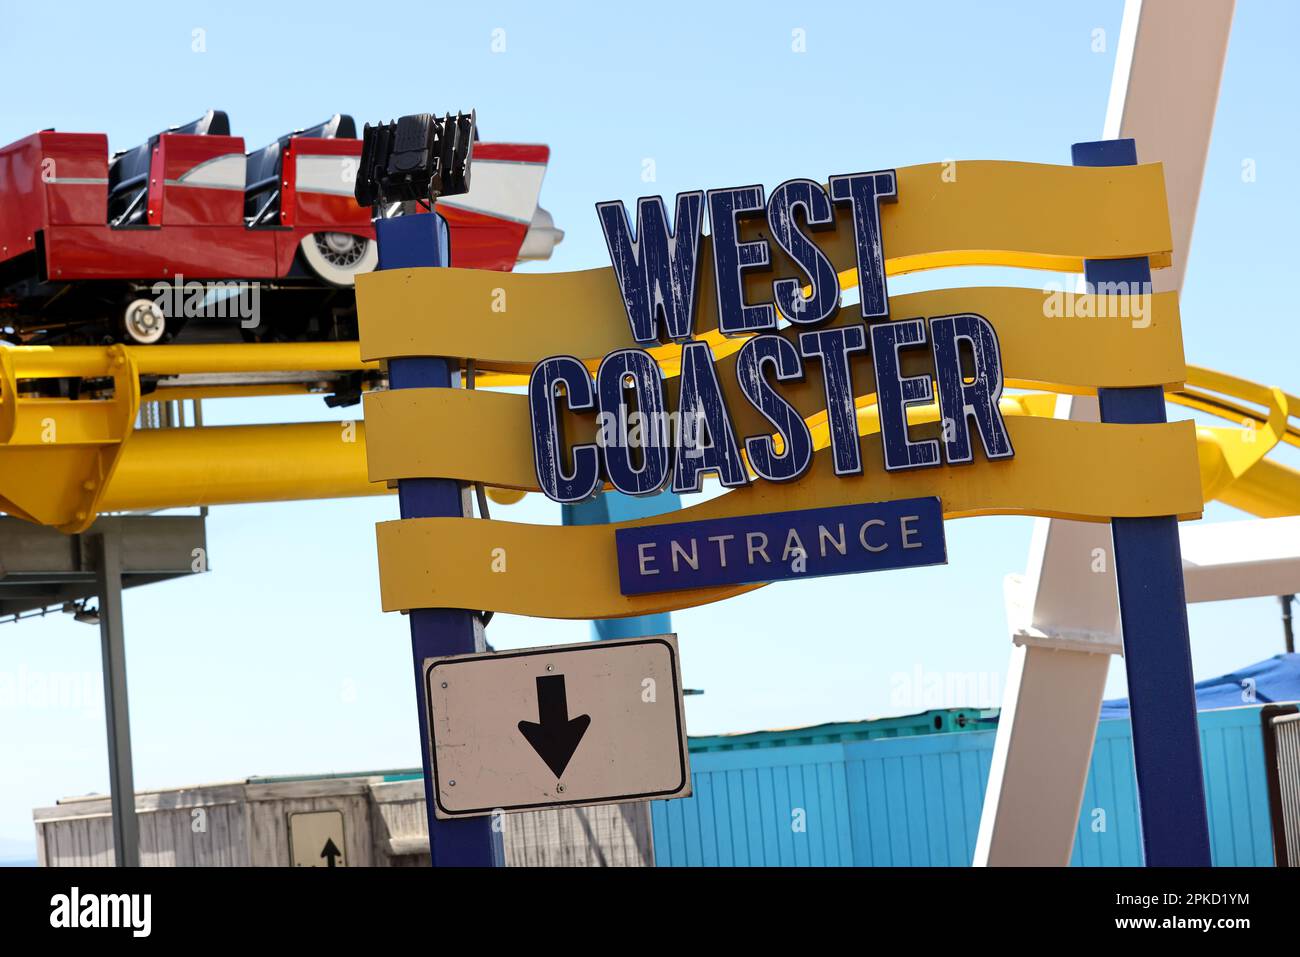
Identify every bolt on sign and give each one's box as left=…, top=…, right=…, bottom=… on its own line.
left=357, top=151, right=1203, bottom=817
left=423, top=635, right=689, bottom=818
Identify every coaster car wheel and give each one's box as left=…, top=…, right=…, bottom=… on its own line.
left=122, top=298, right=167, bottom=345
left=299, top=232, right=377, bottom=287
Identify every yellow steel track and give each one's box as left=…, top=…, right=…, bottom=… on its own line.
left=0, top=341, right=1294, bottom=532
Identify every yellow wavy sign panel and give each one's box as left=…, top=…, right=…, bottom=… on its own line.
left=363, top=289, right=1185, bottom=491
left=357, top=161, right=1173, bottom=365
left=374, top=416, right=1202, bottom=619
left=356, top=156, right=1202, bottom=619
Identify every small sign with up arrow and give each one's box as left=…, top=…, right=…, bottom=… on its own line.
left=288, top=810, right=347, bottom=867
left=424, top=635, right=691, bottom=818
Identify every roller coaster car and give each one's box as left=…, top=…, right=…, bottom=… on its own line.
left=0, top=110, right=561, bottom=346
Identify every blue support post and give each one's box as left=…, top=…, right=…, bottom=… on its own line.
left=375, top=213, right=503, bottom=867
left=1073, top=138, right=1212, bottom=866
left=564, top=489, right=679, bottom=640
left=564, top=487, right=678, bottom=870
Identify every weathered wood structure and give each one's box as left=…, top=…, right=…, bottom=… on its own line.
left=34, top=772, right=653, bottom=867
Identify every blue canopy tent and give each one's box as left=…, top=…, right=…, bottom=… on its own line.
left=1100, top=652, right=1300, bottom=719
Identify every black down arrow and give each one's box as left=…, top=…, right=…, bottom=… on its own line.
left=518, top=674, right=591, bottom=778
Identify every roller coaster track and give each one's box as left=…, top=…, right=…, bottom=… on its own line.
left=0, top=342, right=1295, bottom=532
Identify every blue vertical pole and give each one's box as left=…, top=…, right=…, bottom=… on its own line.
left=564, top=489, right=678, bottom=640
left=375, top=212, right=502, bottom=867
left=564, top=487, right=677, bottom=870
left=1072, top=138, right=1212, bottom=866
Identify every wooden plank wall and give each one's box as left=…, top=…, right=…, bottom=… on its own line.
left=35, top=785, right=253, bottom=867
left=368, top=780, right=430, bottom=866
left=505, top=803, right=654, bottom=867
left=244, top=780, right=374, bottom=867
left=367, top=780, right=653, bottom=867
left=35, top=776, right=653, bottom=867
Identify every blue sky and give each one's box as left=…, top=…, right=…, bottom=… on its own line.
left=1, top=1, right=1297, bottom=856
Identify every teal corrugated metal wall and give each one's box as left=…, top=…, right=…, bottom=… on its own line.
left=1069, top=707, right=1275, bottom=866
left=651, top=735, right=995, bottom=865
left=1200, top=708, right=1276, bottom=865
left=652, top=744, right=857, bottom=865
left=841, top=732, right=992, bottom=865
left=1069, top=721, right=1145, bottom=865
left=652, top=706, right=1276, bottom=866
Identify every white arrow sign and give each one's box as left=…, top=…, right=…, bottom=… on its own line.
left=424, top=634, right=691, bottom=818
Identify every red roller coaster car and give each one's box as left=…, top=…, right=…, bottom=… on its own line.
left=0, top=110, right=562, bottom=346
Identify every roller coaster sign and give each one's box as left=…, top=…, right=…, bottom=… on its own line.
left=359, top=138, right=1212, bottom=866
left=360, top=153, right=1202, bottom=622
left=529, top=174, right=1015, bottom=508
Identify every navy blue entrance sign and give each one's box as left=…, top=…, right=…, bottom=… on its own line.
left=616, top=497, right=945, bottom=596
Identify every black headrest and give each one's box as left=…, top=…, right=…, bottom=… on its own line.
left=294, top=114, right=357, bottom=140
left=168, top=110, right=230, bottom=138
left=107, top=110, right=231, bottom=211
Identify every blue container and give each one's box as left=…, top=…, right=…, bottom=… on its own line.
left=652, top=705, right=1277, bottom=866
left=652, top=729, right=995, bottom=866
left=1069, top=706, right=1275, bottom=866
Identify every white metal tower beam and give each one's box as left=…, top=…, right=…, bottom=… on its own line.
left=975, top=0, right=1237, bottom=867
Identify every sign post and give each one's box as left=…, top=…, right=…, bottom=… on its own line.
left=359, top=111, right=501, bottom=866
left=564, top=490, right=679, bottom=640
left=375, top=213, right=502, bottom=867
left=1074, top=137, right=1212, bottom=866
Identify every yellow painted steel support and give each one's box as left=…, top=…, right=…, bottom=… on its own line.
left=0, top=338, right=1295, bottom=532
left=0, top=344, right=141, bottom=531
left=0, top=342, right=378, bottom=530
left=99, top=422, right=385, bottom=512
left=4, top=341, right=376, bottom=378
